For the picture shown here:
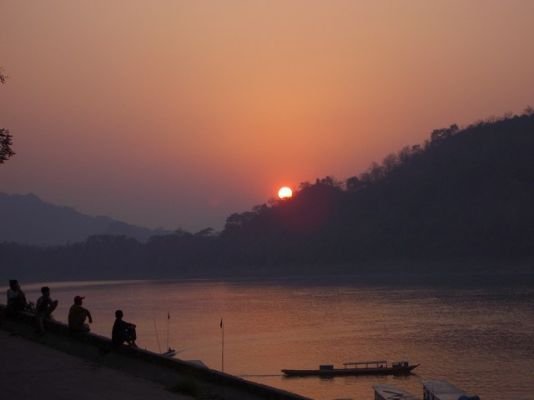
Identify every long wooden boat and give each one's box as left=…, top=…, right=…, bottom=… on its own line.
left=282, top=360, right=418, bottom=377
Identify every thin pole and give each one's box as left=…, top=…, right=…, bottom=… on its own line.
left=153, top=319, right=161, bottom=353
left=166, top=312, right=170, bottom=350
left=220, top=318, right=224, bottom=372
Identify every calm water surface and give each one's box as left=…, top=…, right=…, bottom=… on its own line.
left=22, top=273, right=534, bottom=400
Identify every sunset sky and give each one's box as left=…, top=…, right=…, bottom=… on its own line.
left=1, top=1, right=534, bottom=231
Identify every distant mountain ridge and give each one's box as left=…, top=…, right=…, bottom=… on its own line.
left=2, top=112, right=534, bottom=281
left=0, top=193, right=169, bottom=245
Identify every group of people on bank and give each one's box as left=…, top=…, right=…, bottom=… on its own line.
left=6, top=280, right=137, bottom=348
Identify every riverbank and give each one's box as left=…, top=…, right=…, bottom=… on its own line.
left=0, top=306, right=310, bottom=400
left=0, top=329, right=193, bottom=400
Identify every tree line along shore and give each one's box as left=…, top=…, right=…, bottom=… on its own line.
left=2, top=111, right=534, bottom=281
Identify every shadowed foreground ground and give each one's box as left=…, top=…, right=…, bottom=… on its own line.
left=0, top=330, right=192, bottom=400
left=0, top=306, right=310, bottom=400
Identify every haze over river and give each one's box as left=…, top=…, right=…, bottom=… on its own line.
left=22, top=271, right=534, bottom=400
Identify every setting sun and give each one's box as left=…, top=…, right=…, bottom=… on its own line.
left=278, top=186, right=293, bottom=199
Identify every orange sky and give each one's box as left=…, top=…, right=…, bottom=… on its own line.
left=1, top=1, right=534, bottom=230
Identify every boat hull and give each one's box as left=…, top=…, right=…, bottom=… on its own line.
left=282, top=365, right=418, bottom=377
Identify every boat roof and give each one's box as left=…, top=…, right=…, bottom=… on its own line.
left=422, top=380, right=469, bottom=400
left=373, top=384, right=419, bottom=400
left=343, top=360, right=387, bottom=365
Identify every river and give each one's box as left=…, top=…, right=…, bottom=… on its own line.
left=20, top=271, right=534, bottom=400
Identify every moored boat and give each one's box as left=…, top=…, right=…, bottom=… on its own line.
left=282, top=360, right=419, bottom=377
left=161, top=347, right=176, bottom=357
left=374, top=384, right=419, bottom=400
left=422, top=380, right=480, bottom=400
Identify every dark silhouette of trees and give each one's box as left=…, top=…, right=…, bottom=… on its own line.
left=2, top=110, right=534, bottom=279
left=345, top=176, right=363, bottom=192
left=208, top=111, right=534, bottom=267
left=430, top=124, right=459, bottom=144
left=0, top=128, right=15, bottom=164
left=0, top=68, right=15, bottom=164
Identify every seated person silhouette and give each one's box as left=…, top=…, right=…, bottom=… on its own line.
left=68, top=295, right=93, bottom=333
left=112, top=310, right=137, bottom=348
left=6, top=280, right=28, bottom=317
left=35, top=286, right=58, bottom=334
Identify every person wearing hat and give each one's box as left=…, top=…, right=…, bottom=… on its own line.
left=68, top=295, right=93, bottom=333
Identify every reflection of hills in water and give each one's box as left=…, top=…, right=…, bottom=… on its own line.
left=20, top=279, right=534, bottom=400
left=22, top=279, right=152, bottom=292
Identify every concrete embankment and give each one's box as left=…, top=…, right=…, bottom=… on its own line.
left=0, top=305, right=311, bottom=400
left=0, top=329, right=193, bottom=400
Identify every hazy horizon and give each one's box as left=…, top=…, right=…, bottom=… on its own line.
left=2, top=1, right=534, bottom=230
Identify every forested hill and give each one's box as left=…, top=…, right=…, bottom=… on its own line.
left=2, top=112, right=534, bottom=280
left=221, top=111, right=534, bottom=264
